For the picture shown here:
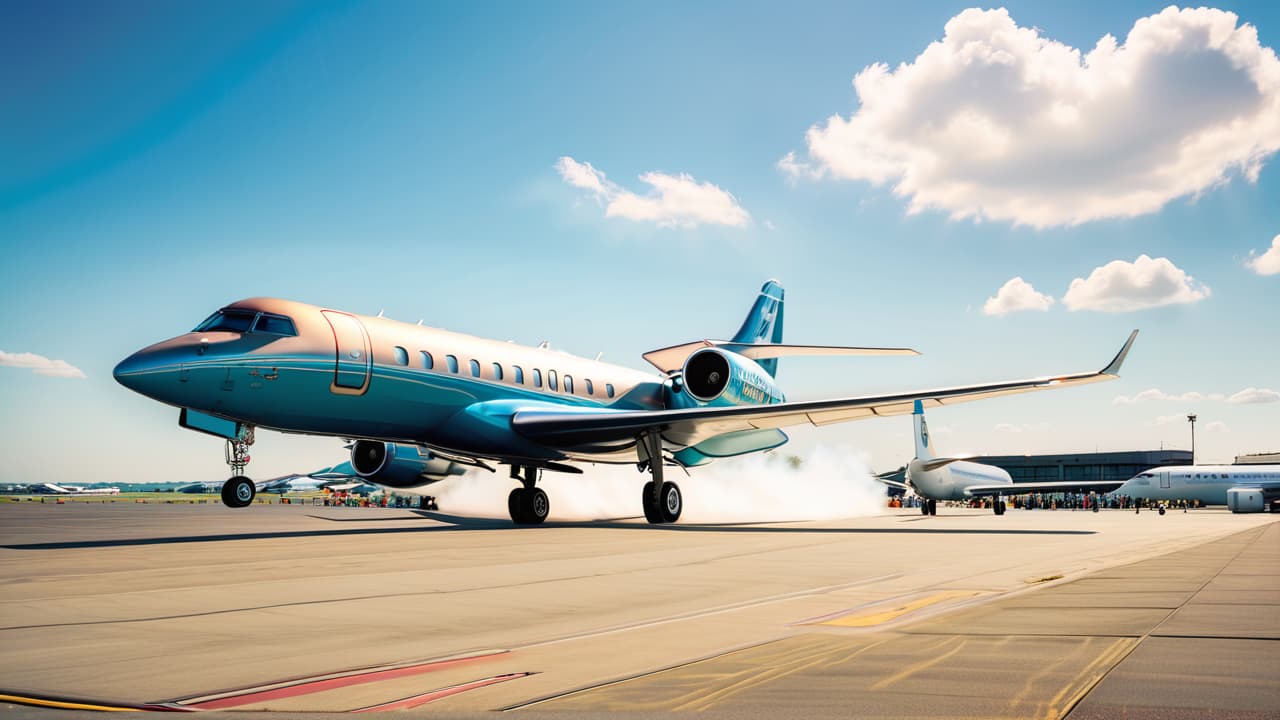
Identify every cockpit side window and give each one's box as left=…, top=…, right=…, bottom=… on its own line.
left=194, top=309, right=257, bottom=334
left=253, top=314, right=297, bottom=336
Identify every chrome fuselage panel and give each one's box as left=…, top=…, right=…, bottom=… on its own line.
left=115, top=298, right=669, bottom=463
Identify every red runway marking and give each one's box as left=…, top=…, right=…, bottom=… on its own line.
left=353, top=673, right=533, bottom=712
left=181, top=651, right=507, bottom=710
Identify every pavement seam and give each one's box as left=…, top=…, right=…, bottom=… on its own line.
left=1059, top=524, right=1267, bottom=719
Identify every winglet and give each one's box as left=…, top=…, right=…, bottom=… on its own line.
left=1102, top=330, right=1139, bottom=376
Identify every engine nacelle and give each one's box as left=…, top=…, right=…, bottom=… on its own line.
left=1226, top=486, right=1265, bottom=513
left=350, top=440, right=465, bottom=488
left=680, top=348, right=784, bottom=406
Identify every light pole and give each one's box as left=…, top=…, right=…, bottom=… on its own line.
left=1187, top=414, right=1197, bottom=465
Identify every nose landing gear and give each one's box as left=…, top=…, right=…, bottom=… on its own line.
left=219, top=427, right=256, bottom=509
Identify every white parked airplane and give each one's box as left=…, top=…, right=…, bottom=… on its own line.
left=1114, top=465, right=1280, bottom=513
left=37, top=484, right=121, bottom=496
left=881, top=402, right=1125, bottom=515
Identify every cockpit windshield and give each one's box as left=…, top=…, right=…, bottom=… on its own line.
left=193, top=310, right=297, bottom=336
left=194, top=310, right=257, bottom=333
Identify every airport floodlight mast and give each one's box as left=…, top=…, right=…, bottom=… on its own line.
left=1187, top=414, right=1197, bottom=464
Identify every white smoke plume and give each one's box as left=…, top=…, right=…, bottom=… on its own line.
left=430, top=446, right=886, bottom=523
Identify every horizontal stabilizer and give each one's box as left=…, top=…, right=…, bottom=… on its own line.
left=918, top=456, right=973, bottom=473
left=874, top=474, right=912, bottom=491
left=643, top=340, right=918, bottom=374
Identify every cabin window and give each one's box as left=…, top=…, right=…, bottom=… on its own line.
left=606, top=383, right=615, bottom=398
left=564, top=375, right=573, bottom=394
left=492, top=362, right=503, bottom=381
left=420, top=351, right=433, bottom=369
left=470, top=359, right=481, bottom=377
left=513, top=366, right=524, bottom=384
left=446, top=355, right=459, bottom=373
left=548, top=370, right=558, bottom=391
left=532, top=369, right=542, bottom=388
left=585, top=379, right=594, bottom=395
left=393, top=346, right=409, bottom=366
left=253, top=314, right=297, bottom=336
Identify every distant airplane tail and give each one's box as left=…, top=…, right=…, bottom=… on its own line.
left=913, top=400, right=934, bottom=461
left=730, top=280, right=785, bottom=377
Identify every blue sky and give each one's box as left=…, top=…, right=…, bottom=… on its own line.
left=1, top=1, right=1277, bottom=484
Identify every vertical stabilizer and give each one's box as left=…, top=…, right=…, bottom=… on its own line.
left=731, top=280, right=785, bottom=377
left=913, top=400, right=934, bottom=461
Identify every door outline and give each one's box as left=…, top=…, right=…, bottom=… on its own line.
left=1159, top=472, right=1171, bottom=489
left=322, top=310, right=371, bottom=395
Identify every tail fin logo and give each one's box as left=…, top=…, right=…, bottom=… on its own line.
left=920, top=419, right=929, bottom=448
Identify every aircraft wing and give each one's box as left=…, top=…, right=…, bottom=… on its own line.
left=643, top=341, right=919, bottom=374
left=513, top=331, right=1138, bottom=451
left=962, top=480, right=1127, bottom=497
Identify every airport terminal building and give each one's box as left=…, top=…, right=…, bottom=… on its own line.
left=969, top=449, right=1193, bottom=485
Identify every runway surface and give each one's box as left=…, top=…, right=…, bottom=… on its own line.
left=1, top=500, right=1276, bottom=718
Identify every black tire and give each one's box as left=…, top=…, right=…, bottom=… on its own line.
left=659, top=482, right=682, bottom=523
left=508, top=488, right=528, bottom=524
left=1158, top=506, right=1166, bottom=516
left=920, top=501, right=929, bottom=516
left=221, top=476, right=255, bottom=509
left=928, top=499, right=938, bottom=516
left=525, top=487, right=550, bottom=525
left=642, top=481, right=661, bottom=523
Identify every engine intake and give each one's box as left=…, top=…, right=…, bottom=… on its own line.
left=350, top=440, right=464, bottom=488
left=683, top=348, right=732, bottom=402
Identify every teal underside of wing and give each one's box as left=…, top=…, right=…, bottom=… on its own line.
left=674, top=428, right=789, bottom=466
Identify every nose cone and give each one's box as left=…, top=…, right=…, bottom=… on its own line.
left=113, top=349, right=155, bottom=394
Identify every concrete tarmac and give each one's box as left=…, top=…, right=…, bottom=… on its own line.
left=0, top=500, right=1276, bottom=718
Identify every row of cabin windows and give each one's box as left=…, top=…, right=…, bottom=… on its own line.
left=391, top=346, right=615, bottom=398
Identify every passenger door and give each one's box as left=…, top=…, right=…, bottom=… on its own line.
left=322, top=311, right=371, bottom=394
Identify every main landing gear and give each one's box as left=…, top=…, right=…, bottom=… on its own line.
left=921, top=498, right=937, bottom=516
left=508, top=465, right=550, bottom=525
left=993, top=497, right=1007, bottom=516
left=639, top=432, right=681, bottom=524
left=219, top=427, right=256, bottom=509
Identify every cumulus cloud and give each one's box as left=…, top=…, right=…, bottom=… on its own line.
left=0, top=351, right=86, bottom=379
left=1062, top=255, right=1209, bottom=312
left=1114, top=388, right=1224, bottom=405
left=1227, top=387, right=1280, bottom=404
left=783, top=7, right=1280, bottom=227
left=556, top=156, right=750, bottom=228
left=983, top=276, right=1054, bottom=316
left=1246, top=235, right=1280, bottom=275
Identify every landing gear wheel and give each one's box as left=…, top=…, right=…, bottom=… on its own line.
left=221, top=476, right=255, bottom=508
left=1158, top=505, right=1166, bottom=516
left=508, top=487, right=550, bottom=525
left=993, top=500, right=1006, bottom=515
left=659, top=482, right=682, bottom=523
left=508, top=488, right=528, bottom=524
left=920, top=501, right=929, bottom=516
left=927, top=499, right=938, bottom=516
left=525, top=487, right=550, bottom=524
left=642, top=481, right=661, bottom=523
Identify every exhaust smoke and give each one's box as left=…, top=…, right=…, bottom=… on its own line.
left=429, top=446, right=886, bottom=523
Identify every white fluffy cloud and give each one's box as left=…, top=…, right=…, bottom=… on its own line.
left=1062, top=255, right=1209, bottom=312
left=784, top=7, right=1280, bottom=227
left=0, top=351, right=86, bottom=379
left=1246, top=235, right=1280, bottom=275
left=1115, top=389, right=1223, bottom=405
left=983, top=276, right=1054, bottom=316
left=556, top=157, right=750, bottom=228
left=1227, top=387, right=1280, bottom=404
left=1114, top=387, right=1277, bottom=404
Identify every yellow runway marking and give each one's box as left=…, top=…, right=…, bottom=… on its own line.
left=0, top=694, right=141, bottom=712
left=868, top=636, right=967, bottom=691
left=816, top=590, right=983, bottom=627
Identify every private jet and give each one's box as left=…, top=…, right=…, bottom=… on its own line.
left=114, top=280, right=1137, bottom=525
